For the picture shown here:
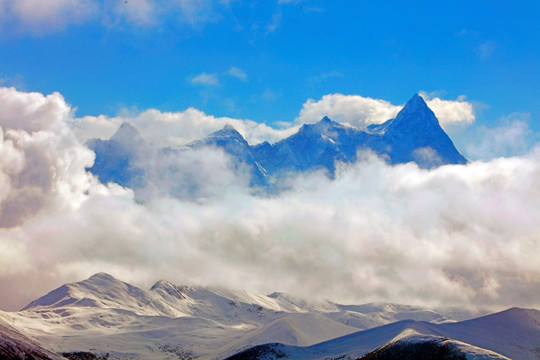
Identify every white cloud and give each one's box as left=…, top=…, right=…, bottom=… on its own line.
left=0, top=87, right=106, bottom=229
left=419, top=92, right=475, bottom=128
left=2, top=87, right=540, bottom=313
left=227, top=67, right=247, bottom=81
left=0, top=87, right=70, bottom=132
left=190, top=72, right=219, bottom=86
left=296, top=93, right=476, bottom=130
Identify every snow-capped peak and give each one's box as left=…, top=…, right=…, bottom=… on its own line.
left=150, top=280, right=188, bottom=299
left=319, top=116, right=333, bottom=124
left=110, top=122, right=143, bottom=142
left=390, top=93, right=438, bottom=127
left=209, top=124, right=245, bottom=139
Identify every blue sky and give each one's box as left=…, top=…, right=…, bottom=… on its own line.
left=1, top=0, right=538, bottom=130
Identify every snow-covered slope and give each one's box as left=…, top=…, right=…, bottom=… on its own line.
left=1, top=273, right=496, bottom=360
left=230, top=307, right=540, bottom=360
left=0, top=315, right=64, bottom=360
left=4, top=273, right=537, bottom=359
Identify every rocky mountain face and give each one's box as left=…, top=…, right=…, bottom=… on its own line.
left=87, top=94, right=467, bottom=197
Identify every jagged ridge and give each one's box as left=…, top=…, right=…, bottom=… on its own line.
left=87, top=94, right=467, bottom=197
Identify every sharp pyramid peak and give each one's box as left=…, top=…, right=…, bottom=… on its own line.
left=390, top=93, right=438, bottom=128
left=403, top=93, right=429, bottom=110
left=212, top=123, right=242, bottom=135
left=307, top=116, right=343, bottom=132
left=111, top=122, right=143, bottom=142
left=316, top=116, right=342, bottom=126
left=319, top=116, right=333, bottom=123
left=209, top=124, right=247, bottom=141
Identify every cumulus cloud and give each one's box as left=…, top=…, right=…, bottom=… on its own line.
left=296, top=93, right=475, bottom=130
left=0, top=87, right=105, bottom=228
left=2, top=87, right=540, bottom=314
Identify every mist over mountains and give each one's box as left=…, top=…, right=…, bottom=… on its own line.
left=87, top=94, right=466, bottom=200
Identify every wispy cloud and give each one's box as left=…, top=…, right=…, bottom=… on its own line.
left=462, top=113, right=534, bottom=160
left=308, top=70, right=343, bottom=83
left=266, top=10, right=282, bottom=34
left=475, top=40, right=497, bottom=60
left=190, top=72, right=219, bottom=86
left=227, top=67, right=247, bottom=81
left=261, top=88, right=280, bottom=102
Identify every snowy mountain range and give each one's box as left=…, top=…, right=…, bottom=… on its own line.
left=1, top=273, right=539, bottom=360
left=87, top=94, right=467, bottom=198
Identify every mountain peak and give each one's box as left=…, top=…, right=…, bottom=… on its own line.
left=319, top=116, right=332, bottom=124
left=209, top=124, right=245, bottom=140
left=383, top=94, right=467, bottom=167
left=111, top=122, right=143, bottom=142
left=315, top=116, right=340, bottom=127
left=389, top=94, right=438, bottom=131
left=88, top=272, right=116, bottom=282
left=308, top=116, right=343, bottom=134
left=398, top=94, right=433, bottom=118
left=409, top=93, right=425, bottom=105
left=150, top=280, right=188, bottom=299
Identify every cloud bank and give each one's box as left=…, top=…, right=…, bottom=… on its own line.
left=1, top=87, right=539, bottom=314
